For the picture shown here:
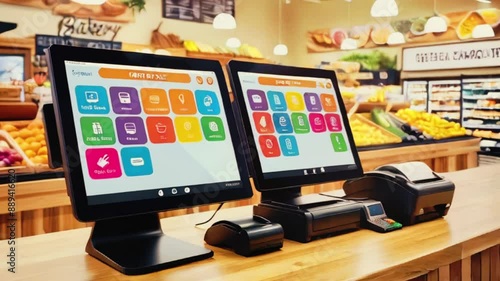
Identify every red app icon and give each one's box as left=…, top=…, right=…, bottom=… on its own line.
left=259, top=135, right=281, bottom=157
left=253, top=112, right=274, bottom=134
left=325, top=113, right=342, bottom=132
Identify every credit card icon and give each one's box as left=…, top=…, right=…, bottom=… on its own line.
left=130, top=157, right=144, bottom=166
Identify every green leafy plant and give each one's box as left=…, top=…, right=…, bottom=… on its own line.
left=339, top=50, right=397, bottom=71
left=123, top=0, right=146, bottom=12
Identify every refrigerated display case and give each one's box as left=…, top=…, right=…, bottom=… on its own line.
left=403, top=78, right=462, bottom=122
left=403, top=80, right=427, bottom=111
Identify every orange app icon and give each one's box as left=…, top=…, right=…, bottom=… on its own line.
left=207, top=77, right=214, bottom=85
left=252, top=112, right=274, bottom=134
left=169, top=89, right=197, bottom=114
left=141, top=88, right=170, bottom=115
left=320, top=94, right=337, bottom=112
left=146, top=117, right=176, bottom=143
left=196, top=76, right=203, bottom=84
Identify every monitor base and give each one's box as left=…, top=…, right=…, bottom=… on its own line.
left=256, top=188, right=362, bottom=243
left=86, top=213, right=213, bottom=275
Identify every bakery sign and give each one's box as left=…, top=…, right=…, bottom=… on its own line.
left=402, top=40, right=500, bottom=71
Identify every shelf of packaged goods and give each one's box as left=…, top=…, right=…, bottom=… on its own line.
left=430, top=107, right=461, bottom=112
left=0, top=138, right=480, bottom=239
left=463, top=95, right=500, bottom=100
left=463, top=106, right=500, bottom=110
left=464, top=124, right=500, bottom=131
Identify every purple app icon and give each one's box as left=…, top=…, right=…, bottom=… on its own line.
left=110, top=87, right=142, bottom=114
left=247, top=89, right=268, bottom=111
left=116, top=117, right=148, bottom=145
left=304, top=93, right=322, bottom=112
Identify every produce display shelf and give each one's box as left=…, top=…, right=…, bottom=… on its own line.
left=355, top=136, right=477, bottom=151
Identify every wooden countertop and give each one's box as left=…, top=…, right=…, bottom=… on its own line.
left=1, top=164, right=499, bottom=280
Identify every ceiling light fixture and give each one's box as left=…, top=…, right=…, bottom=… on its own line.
left=341, top=0, right=357, bottom=50
left=424, top=0, right=447, bottom=33
left=472, top=24, right=495, bottom=38
left=226, top=37, right=242, bottom=48
left=371, top=0, right=399, bottom=17
left=387, top=31, right=405, bottom=45
left=476, top=0, right=492, bottom=3
left=213, top=13, right=237, bottom=29
left=273, top=0, right=288, bottom=56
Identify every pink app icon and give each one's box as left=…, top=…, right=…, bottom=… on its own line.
left=325, top=114, right=342, bottom=132
left=309, top=113, right=326, bottom=132
left=86, top=148, right=122, bottom=180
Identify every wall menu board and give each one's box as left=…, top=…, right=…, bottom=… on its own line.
left=402, top=40, right=500, bottom=72
left=35, top=35, right=122, bottom=56
left=162, top=0, right=234, bottom=24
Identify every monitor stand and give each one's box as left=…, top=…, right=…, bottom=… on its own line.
left=86, top=212, right=213, bottom=275
left=254, top=187, right=362, bottom=243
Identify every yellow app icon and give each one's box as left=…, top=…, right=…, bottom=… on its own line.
left=174, top=117, right=202, bottom=143
left=285, top=92, right=305, bottom=111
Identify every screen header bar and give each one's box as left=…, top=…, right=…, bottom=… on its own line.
left=98, top=68, right=192, bottom=83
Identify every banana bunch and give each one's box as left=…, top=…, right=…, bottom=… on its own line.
left=183, top=40, right=199, bottom=52
left=367, top=87, right=386, bottom=103
left=239, top=44, right=263, bottom=59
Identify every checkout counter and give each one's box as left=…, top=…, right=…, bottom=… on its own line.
left=0, top=164, right=499, bottom=280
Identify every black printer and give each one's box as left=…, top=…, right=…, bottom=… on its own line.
left=254, top=194, right=363, bottom=243
left=339, top=161, right=455, bottom=226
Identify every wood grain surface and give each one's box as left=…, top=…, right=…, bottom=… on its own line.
left=0, top=164, right=498, bottom=281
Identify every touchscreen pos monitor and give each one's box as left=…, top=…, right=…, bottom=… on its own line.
left=46, top=45, right=252, bottom=275
left=227, top=61, right=364, bottom=242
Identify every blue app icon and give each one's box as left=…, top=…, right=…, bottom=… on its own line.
left=279, top=135, right=299, bottom=156
left=195, top=90, right=220, bottom=115
left=273, top=113, right=293, bottom=134
left=120, top=147, right=153, bottom=177
left=267, top=91, right=287, bottom=111
left=76, top=85, right=110, bottom=114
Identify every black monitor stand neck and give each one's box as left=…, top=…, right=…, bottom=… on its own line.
left=86, top=213, right=213, bottom=275
left=260, top=187, right=302, bottom=204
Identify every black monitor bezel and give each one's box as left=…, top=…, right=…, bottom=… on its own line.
left=227, top=60, right=363, bottom=192
left=46, top=45, right=252, bottom=222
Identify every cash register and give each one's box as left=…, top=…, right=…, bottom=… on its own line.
left=341, top=161, right=455, bottom=226
left=227, top=60, right=366, bottom=242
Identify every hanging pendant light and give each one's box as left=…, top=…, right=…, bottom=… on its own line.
left=387, top=32, right=405, bottom=45
left=425, top=0, right=447, bottom=33
left=371, top=0, right=399, bottom=17
left=341, top=0, right=357, bottom=51
left=213, top=13, right=237, bottom=30
left=472, top=24, right=495, bottom=38
left=273, top=44, right=288, bottom=55
left=424, top=16, right=448, bottom=33
left=226, top=37, right=242, bottom=48
left=273, top=0, right=288, bottom=56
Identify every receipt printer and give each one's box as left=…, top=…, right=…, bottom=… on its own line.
left=342, top=161, right=455, bottom=226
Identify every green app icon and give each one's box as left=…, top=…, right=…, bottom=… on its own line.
left=201, top=117, right=225, bottom=141
left=81, top=117, right=116, bottom=146
left=330, top=133, right=347, bottom=152
left=291, top=113, right=310, bottom=134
